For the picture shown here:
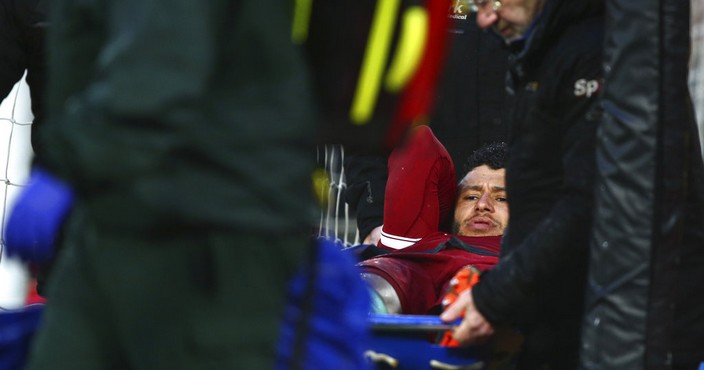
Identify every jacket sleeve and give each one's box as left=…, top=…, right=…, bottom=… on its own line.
left=472, top=41, right=604, bottom=325
left=344, top=154, right=388, bottom=240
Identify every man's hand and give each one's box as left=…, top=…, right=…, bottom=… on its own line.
left=363, top=225, right=382, bottom=246
left=4, top=168, right=74, bottom=263
left=440, top=289, right=494, bottom=345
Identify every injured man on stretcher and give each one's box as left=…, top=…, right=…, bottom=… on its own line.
left=356, top=125, right=508, bottom=315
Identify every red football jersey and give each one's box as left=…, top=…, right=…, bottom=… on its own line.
left=359, top=233, right=500, bottom=315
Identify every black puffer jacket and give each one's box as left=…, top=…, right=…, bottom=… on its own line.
left=0, top=0, right=47, bottom=159
left=470, top=1, right=604, bottom=369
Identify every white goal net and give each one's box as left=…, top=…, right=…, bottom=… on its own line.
left=316, top=144, right=360, bottom=248
left=0, top=73, right=35, bottom=309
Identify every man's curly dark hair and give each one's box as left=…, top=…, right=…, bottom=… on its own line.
left=463, top=141, right=508, bottom=173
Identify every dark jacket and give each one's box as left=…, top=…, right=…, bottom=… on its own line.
left=345, top=15, right=509, bottom=240
left=0, top=0, right=47, bottom=159
left=40, top=0, right=318, bottom=234
left=470, top=1, right=604, bottom=369
left=672, top=122, right=704, bottom=368
left=431, top=15, right=509, bottom=176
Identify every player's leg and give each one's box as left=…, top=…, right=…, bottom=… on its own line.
left=379, top=125, right=456, bottom=250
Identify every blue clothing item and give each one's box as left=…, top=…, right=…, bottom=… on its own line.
left=0, top=305, right=44, bottom=370
left=276, top=238, right=371, bottom=370
left=4, top=168, right=74, bottom=263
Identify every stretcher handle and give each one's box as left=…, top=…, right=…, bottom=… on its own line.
left=369, top=314, right=461, bottom=332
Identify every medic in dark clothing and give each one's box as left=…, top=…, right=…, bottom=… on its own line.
left=441, top=1, right=604, bottom=369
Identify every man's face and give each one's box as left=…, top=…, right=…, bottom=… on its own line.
left=453, top=165, right=508, bottom=237
left=475, top=0, right=545, bottom=41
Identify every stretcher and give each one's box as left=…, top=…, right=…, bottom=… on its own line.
left=366, top=314, right=487, bottom=370
left=1, top=243, right=498, bottom=370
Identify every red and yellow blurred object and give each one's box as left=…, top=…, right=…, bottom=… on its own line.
left=437, top=265, right=481, bottom=347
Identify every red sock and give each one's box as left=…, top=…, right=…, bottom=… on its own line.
left=379, top=125, right=456, bottom=250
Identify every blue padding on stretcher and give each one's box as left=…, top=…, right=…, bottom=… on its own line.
left=277, top=239, right=371, bottom=370
left=367, top=314, right=487, bottom=370
left=369, top=314, right=460, bottom=331
left=0, top=304, right=44, bottom=370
